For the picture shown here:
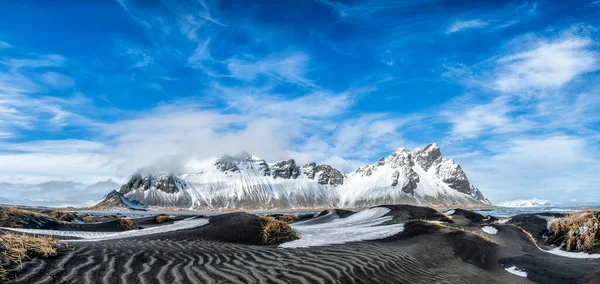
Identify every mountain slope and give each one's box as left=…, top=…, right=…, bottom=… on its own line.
left=95, top=144, right=491, bottom=209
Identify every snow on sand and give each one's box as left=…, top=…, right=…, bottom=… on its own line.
left=280, top=207, right=404, bottom=248
left=481, top=226, right=498, bottom=235
left=505, top=266, right=527, bottom=277
left=1, top=217, right=209, bottom=242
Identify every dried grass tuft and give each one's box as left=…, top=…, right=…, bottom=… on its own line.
left=155, top=214, right=171, bottom=224
left=260, top=217, right=299, bottom=245
left=119, top=218, right=138, bottom=231
left=545, top=210, right=600, bottom=252
left=273, top=214, right=300, bottom=223
left=0, top=207, right=51, bottom=228
left=81, top=213, right=97, bottom=224
left=0, top=232, right=61, bottom=279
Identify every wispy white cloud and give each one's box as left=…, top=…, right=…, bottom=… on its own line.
left=115, top=0, right=224, bottom=43
left=114, top=0, right=150, bottom=28
left=446, top=97, right=512, bottom=139
left=493, top=35, right=598, bottom=92
left=444, top=30, right=600, bottom=139
left=0, top=41, right=10, bottom=49
left=186, top=37, right=212, bottom=67
left=1, top=54, right=64, bottom=69
left=0, top=53, right=93, bottom=138
left=226, top=53, right=315, bottom=87
left=159, top=76, right=181, bottom=81
left=40, top=72, right=75, bottom=89
left=446, top=20, right=488, bottom=34
left=224, top=89, right=355, bottom=118
left=125, top=47, right=153, bottom=69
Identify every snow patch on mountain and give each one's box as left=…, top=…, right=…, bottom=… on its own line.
left=498, top=198, right=553, bottom=208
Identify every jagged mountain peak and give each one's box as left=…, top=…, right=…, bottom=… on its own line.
left=412, top=143, right=442, bottom=171
left=210, top=153, right=344, bottom=185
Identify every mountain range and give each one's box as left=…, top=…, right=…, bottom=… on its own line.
left=92, top=143, right=491, bottom=210
left=497, top=198, right=553, bottom=208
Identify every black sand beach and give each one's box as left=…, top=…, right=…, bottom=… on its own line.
left=3, top=206, right=600, bottom=284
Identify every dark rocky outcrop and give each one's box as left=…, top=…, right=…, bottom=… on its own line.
left=401, top=167, right=419, bottom=194
left=391, top=170, right=400, bottom=187
left=119, top=174, right=182, bottom=194
left=254, top=159, right=271, bottom=176
left=435, top=161, right=471, bottom=194
left=314, top=165, right=344, bottom=186
left=301, top=163, right=316, bottom=179
left=272, top=159, right=300, bottom=179
left=413, top=143, right=442, bottom=171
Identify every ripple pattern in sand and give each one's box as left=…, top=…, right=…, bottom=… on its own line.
left=9, top=234, right=509, bottom=284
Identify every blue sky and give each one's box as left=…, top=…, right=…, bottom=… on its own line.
left=0, top=0, right=599, bottom=206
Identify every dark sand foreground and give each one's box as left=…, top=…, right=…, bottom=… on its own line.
left=5, top=206, right=600, bottom=284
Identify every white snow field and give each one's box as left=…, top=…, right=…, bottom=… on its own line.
left=0, top=217, right=209, bottom=242
left=541, top=244, right=600, bottom=259
left=279, top=207, right=404, bottom=248
left=505, top=266, right=528, bottom=277
left=481, top=226, right=498, bottom=235
left=496, top=218, right=511, bottom=224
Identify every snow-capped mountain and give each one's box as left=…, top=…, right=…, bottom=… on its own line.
left=341, top=144, right=491, bottom=207
left=498, top=198, right=553, bottom=208
left=94, top=144, right=491, bottom=210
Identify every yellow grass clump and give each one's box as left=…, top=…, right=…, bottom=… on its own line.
left=545, top=210, right=600, bottom=252
left=0, top=207, right=50, bottom=228
left=119, top=218, right=138, bottom=230
left=260, top=217, right=299, bottom=245
left=273, top=214, right=300, bottom=223
left=48, top=210, right=69, bottom=221
left=0, top=232, right=61, bottom=279
left=155, top=214, right=171, bottom=224
left=80, top=213, right=97, bottom=223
